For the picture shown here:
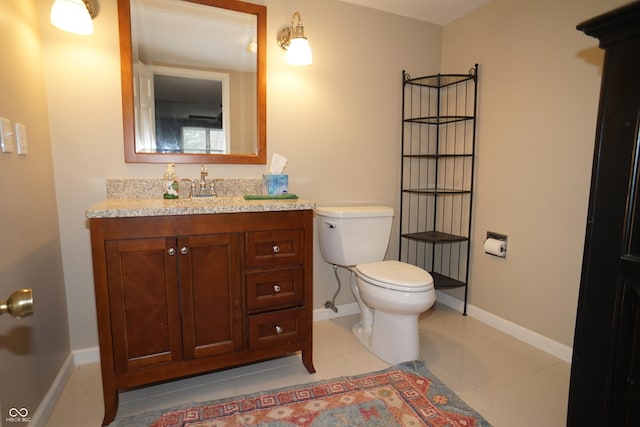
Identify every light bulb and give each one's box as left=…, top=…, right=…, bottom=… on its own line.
left=286, top=38, right=312, bottom=66
left=50, top=0, right=94, bottom=35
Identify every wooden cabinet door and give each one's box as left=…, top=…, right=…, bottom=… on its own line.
left=106, top=237, right=183, bottom=374
left=178, top=233, right=244, bottom=359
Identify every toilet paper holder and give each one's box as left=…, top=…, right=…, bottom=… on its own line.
left=485, top=231, right=507, bottom=258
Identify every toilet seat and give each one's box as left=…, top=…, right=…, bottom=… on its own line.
left=355, top=260, right=433, bottom=292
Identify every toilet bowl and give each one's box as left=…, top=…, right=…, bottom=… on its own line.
left=315, top=206, right=436, bottom=364
left=352, top=260, right=435, bottom=364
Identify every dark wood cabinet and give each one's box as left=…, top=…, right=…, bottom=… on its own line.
left=90, top=210, right=315, bottom=426
left=569, top=2, right=640, bottom=426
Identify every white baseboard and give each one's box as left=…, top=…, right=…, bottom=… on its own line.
left=435, top=291, right=573, bottom=363
left=72, top=346, right=100, bottom=365
left=313, top=302, right=360, bottom=321
left=28, top=353, right=74, bottom=427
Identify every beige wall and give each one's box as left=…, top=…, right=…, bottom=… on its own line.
left=37, top=0, right=441, bottom=351
left=0, top=0, right=70, bottom=418
left=441, top=0, right=631, bottom=347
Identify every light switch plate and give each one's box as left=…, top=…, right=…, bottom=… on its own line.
left=15, top=123, right=28, bottom=155
left=0, top=117, right=14, bottom=153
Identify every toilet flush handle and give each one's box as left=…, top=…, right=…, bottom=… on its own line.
left=324, top=221, right=336, bottom=229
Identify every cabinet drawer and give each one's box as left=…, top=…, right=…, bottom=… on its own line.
left=246, top=268, right=304, bottom=312
left=246, top=229, right=304, bottom=268
left=248, top=308, right=308, bottom=351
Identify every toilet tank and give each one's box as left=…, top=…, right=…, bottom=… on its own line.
left=315, top=206, right=394, bottom=266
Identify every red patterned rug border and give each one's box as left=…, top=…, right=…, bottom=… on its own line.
left=109, top=360, right=492, bottom=427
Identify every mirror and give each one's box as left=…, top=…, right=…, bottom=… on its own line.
left=118, top=0, right=267, bottom=164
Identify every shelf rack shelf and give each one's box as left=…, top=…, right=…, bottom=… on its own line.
left=399, top=65, right=478, bottom=315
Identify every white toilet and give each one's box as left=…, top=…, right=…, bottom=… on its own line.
left=315, top=205, right=435, bottom=364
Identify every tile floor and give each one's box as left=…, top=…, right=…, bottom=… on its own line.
left=45, top=303, right=571, bottom=426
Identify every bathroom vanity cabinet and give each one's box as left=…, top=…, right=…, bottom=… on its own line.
left=88, top=208, right=314, bottom=426
left=399, top=66, right=478, bottom=314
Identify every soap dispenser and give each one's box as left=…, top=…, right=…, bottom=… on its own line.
left=163, top=163, right=179, bottom=199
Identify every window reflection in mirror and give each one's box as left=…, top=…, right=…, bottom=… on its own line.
left=136, top=65, right=231, bottom=154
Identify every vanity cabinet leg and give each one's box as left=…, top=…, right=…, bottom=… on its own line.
left=302, top=344, right=315, bottom=373
left=101, top=389, right=118, bottom=426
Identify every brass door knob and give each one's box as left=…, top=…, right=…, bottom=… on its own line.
left=0, top=289, right=34, bottom=318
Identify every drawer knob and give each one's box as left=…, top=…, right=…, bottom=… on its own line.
left=273, top=284, right=281, bottom=293
left=180, top=246, right=189, bottom=255
left=274, top=324, right=283, bottom=334
left=272, top=245, right=280, bottom=253
left=168, top=248, right=176, bottom=256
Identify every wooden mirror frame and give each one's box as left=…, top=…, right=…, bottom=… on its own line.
left=118, top=0, right=267, bottom=164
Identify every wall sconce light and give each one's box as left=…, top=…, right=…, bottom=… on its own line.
left=50, top=0, right=99, bottom=35
left=0, top=289, right=34, bottom=319
left=277, top=12, right=312, bottom=66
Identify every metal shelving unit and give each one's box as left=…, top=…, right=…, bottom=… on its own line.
left=399, top=65, right=478, bottom=315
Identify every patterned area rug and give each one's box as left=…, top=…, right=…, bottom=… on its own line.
left=109, top=360, right=491, bottom=426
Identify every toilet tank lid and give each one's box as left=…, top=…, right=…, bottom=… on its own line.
left=315, top=206, right=393, bottom=218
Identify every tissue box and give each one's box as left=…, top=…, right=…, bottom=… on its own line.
left=263, top=174, right=288, bottom=195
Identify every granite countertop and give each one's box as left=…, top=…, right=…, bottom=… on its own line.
left=85, top=196, right=316, bottom=219
left=86, top=177, right=315, bottom=218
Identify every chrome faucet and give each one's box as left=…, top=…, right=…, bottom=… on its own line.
left=182, top=165, right=218, bottom=198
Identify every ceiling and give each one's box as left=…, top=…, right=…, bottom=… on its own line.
left=339, top=0, right=489, bottom=25
left=132, top=0, right=257, bottom=71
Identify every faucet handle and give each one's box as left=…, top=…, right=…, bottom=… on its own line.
left=210, top=178, right=223, bottom=196
left=181, top=178, right=196, bottom=197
